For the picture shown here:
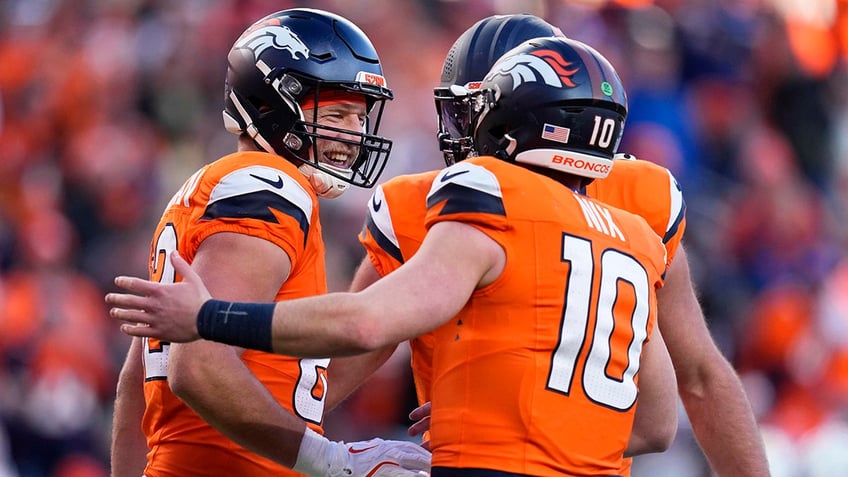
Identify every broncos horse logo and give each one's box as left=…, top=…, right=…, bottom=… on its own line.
left=484, top=49, right=579, bottom=91
left=235, top=21, right=309, bottom=61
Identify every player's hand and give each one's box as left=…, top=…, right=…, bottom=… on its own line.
left=105, top=250, right=211, bottom=342
left=332, top=438, right=430, bottom=477
left=408, top=402, right=431, bottom=451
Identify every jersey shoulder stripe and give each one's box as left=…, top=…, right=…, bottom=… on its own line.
left=363, top=185, right=403, bottom=263
left=426, top=163, right=506, bottom=217
left=586, top=158, right=687, bottom=256
left=360, top=171, right=441, bottom=270
left=201, top=191, right=309, bottom=240
left=201, top=164, right=313, bottom=245
left=663, top=168, right=686, bottom=244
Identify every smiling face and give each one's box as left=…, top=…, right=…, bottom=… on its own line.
left=306, top=99, right=367, bottom=170
left=288, top=88, right=392, bottom=194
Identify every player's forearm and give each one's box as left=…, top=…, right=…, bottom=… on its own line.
left=678, top=361, right=770, bottom=476
left=197, top=295, right=386, bottom=356
left=111, top=339, right=149, bottom=477
left=272, top=293, right=390, bottom=355
left=198, top=288, right=434, bottom=357
left=111, top=410, right=149, bottom=477
left=627, top=329, right=677, bottom=456
left=202, top=406, right=306, bottom=469
left=170, top=346, right=306, bottom=466
left=112, top=419, right=150, bottom=474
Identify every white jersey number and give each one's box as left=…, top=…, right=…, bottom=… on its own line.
left=547, top=234, right=651, bottom=410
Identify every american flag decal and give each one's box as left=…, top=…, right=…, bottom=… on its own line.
left=542, top=123, right=570, bottom=144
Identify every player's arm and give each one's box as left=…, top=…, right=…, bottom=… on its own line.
left=109, top=220, right=504, bottom=356
left=166, top=231, right=311, bottom=466
left=658, top=245, right=770, bottom=476
left=111, top=337, right=149, bottom=476
left=253, top=220, right=501, bottom=355
left=160, top=232, right=431, bottom=476
left=625, top=327, right=678, bottom=457
left=324, top=257, right=397, bottom=411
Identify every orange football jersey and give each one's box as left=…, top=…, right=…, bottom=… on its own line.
left=585, top=156, right=686, bottom=272
left=360, top=169, right=440, bottom=405
left=362, top=156, right=668, bottom=475
left=141, top=151, right=328, bottom=477
left=586, top=157, right=686, bottom=477
left=358, top=157, right=686, bottom=410
left=424, top=156, right=666, bottom=475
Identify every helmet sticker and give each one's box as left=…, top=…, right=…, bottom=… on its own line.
left=485, top=49, right=579, bottom=91
left=541, top=123, right=571, bottom=144
left=355, top=71, right=388, bottom=88
left=236, top=21, right=310, bottom=61
left=601, top=81, right=613, bottom=96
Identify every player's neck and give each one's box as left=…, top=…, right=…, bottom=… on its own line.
left=524, top=164, right=586, bottom=191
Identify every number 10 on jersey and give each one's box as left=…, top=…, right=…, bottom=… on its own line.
left=547, top=234, right=651, bottom=411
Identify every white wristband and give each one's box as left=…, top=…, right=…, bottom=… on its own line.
left=293, top=427, right=335, bottom=477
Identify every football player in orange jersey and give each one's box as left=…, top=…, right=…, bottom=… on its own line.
left=345, top=13, right=770, bottom=477
left=345, top=14, right=769, bottom=476
left=328, top=14, right=679, bottom=460
left=110, top=8, right=430, bottom=477
left=109, top=35, right=680, bottom=476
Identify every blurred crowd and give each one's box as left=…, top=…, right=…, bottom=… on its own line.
left=0, top=0, right=846, bottom=476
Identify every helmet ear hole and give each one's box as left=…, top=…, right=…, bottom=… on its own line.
left=283, top=132, right=306, bottom=151
left=488, top=126, right=508, bottom=148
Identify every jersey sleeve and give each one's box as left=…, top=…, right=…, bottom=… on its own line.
left=359, top=184, right=405, bottom=277
left=358, top=171, right=440, bottom=278
left=655, top=167, right=686, bottom=264
left=424, top=163, right=510, bottom=236
left=588, top=159, right=687, bottom=268
left=185, top=162, right=316, bottom=265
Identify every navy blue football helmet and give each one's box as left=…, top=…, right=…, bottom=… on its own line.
left=223, top=8, right=394, bottom=192
left=473, top=36, right=628, bottom=180
left=434, top=14, right=564, bottom=165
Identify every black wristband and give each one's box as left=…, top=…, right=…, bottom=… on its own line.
left=196, top=299, right=275, bottom=352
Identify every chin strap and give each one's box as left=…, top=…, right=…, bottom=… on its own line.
left=299, top=164, right=349, bottom=199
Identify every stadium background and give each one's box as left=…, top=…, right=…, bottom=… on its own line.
left=0, top=0, right=846, bottom=475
